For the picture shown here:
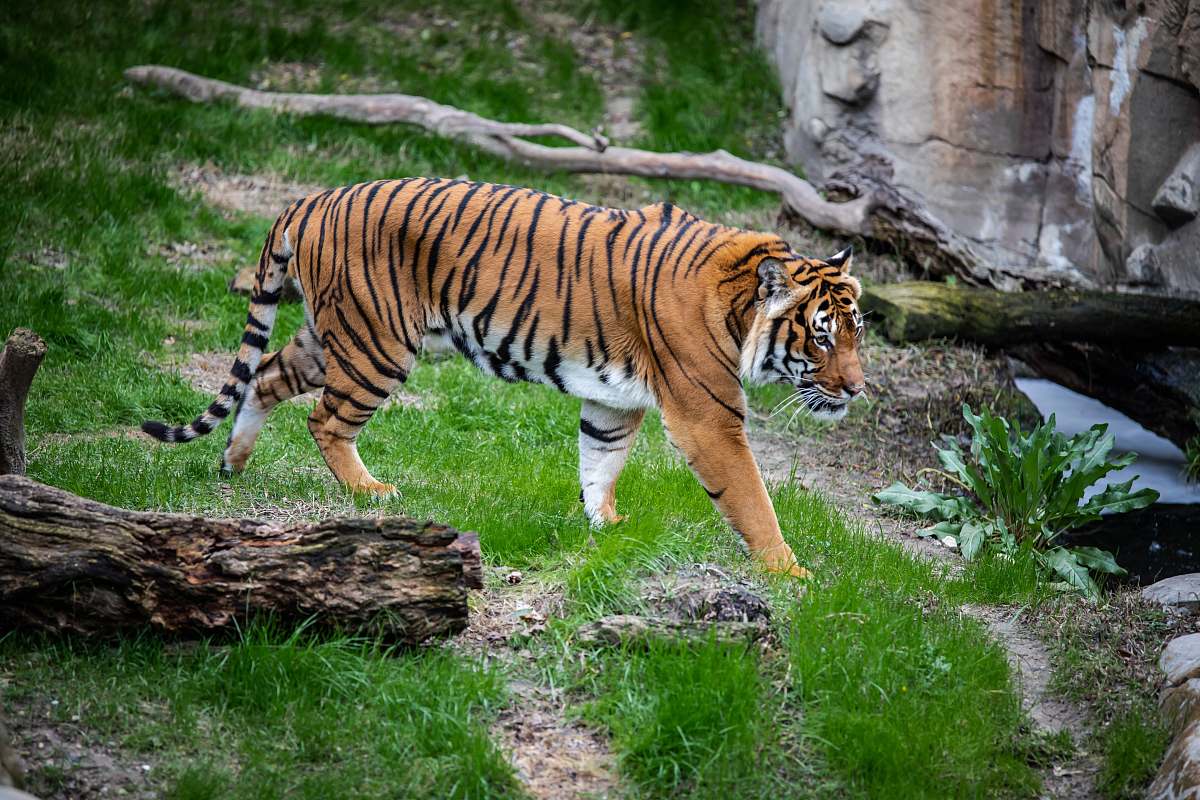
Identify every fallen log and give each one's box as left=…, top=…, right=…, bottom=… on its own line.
left=124, top=65, right=992, bottom=286
left=0, top=330, right=47, bottom=477
left=0, top=475, right=482, bottom=642
left=860, top=282, right=1200, bottom=348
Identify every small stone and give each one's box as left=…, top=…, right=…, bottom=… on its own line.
left=1125, top=243, right=1164, bottom=286
left=504, top=570, right=523, bottom=585
left=1161, top=634, right=1200, bottom=687
left=1143, top=573, right=1200, bottom=614
left=817, top=4, right=867, bottom=45
left=1152, top=144, right=1200, bottom=227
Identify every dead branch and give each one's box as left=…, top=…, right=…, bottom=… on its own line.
left=121, top=64, right=994, bottom=281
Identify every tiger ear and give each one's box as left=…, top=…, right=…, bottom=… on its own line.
left=826, top=245, right=854, bottom=274
left=756, top=257, right=799, bottom=318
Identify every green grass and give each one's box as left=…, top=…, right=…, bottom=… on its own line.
left=1096, top=710, right=1170, bottom=799
left=585, top=0, right=785, bottom=212
left=582, top=638, right=790, bottom=798
left=2, top=625, right=517, bottom=799
left=0, top=0, right=1158, bottom=797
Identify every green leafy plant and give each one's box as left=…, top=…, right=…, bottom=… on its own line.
left=1185, top=436, right=1200, bottom=484
left=874, top=405, right=1159, bottom=600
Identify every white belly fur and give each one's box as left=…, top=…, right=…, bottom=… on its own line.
left=421, top=322, right=655, bottom=412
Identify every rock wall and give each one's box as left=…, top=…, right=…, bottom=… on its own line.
left=756, top=0, right=1200, bottom=294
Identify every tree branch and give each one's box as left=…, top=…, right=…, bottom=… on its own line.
left=125, top=64, right=1006, bottom=286
left=123, top=66, right=872, bottom=233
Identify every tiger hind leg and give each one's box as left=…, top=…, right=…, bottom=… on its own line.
left=307, top=344, right=414, bottom=497
left=221, top=321, right=326, bottom=476
left=579, top=400, right=645, bottom=526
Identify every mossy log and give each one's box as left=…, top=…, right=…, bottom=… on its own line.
left=0, top=475, right=482, bottom=642
left=860, top=282, right=1200, bottom=348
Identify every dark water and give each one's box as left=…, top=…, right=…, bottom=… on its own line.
left=1063, top=504, right=1200, bottom=585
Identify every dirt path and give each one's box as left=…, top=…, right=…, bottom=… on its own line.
left=450, top=573, right=623, bottom=799
left=962, top=605, right=1099, bottom=798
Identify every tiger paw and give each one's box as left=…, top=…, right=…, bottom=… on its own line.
left=756, top=543, right=813, bottom=580
left=351, top=480, right=397, bottom=499
left=768, top=561, right=813, bottom=580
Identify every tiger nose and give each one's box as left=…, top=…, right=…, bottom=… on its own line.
left=846, top=381, right=867, bottom=398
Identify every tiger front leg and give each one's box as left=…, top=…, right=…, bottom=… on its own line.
left=578, top=400, right=645, bottom=526
left=659, top=401, right=811, bottom=578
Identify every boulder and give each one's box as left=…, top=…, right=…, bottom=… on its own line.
left=1144, top=574, right=1200, bottom=615
left=1148, top=718, right=1200, bottom=800
left=1152, top=144, right=1200, bottom=227
left=1161, top=634, right=1200, bottom=687
left=1163, top=678, right=1200, bottom=736
left=817, top=4, right=867, bottom=45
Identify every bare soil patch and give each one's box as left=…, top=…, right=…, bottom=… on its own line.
left=493, top=680, right=619, bottom=800
left=451, top=570, right=563, bottom=657
left=449, top=572, right=621, bottom=799
left=172, top=163, right=323, bottom=221
left=153, top=240, right=236, bottom=273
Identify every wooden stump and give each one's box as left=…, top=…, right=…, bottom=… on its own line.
left=0, top=475, right=482, bottom=642
left=0, top=330, right=47, bottom=477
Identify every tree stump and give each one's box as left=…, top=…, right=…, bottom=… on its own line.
left=0, top=330, right=47, bottom=477
left=0, top=475, right=482, bottom=642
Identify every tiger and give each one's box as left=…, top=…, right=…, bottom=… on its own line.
left=143, top=178, right=867, bottom=577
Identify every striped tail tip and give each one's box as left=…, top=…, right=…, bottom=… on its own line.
left=141, top=420, right=177, bottom=442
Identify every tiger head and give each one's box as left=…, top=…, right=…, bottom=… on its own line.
left=740, top=246, right=866, bottom=421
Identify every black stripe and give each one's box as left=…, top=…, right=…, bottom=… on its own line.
left=580, top=419, right=629, bottom=444
left=241, top=331, right=269, bottom=349
left=543, top=336, right=566, bottom=393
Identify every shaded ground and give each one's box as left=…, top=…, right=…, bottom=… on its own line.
left=4, top=696, right=156, bottom=800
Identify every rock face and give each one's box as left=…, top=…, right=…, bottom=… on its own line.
left=756, top=0, right=1200, bottom=294
left=1152, top=635, right=1200, bottom=799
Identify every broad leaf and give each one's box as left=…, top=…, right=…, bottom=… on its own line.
left=1078, top=480, right=1159, bottom=519
left=872, top=483, right=975, bottom=522
left=958, top=520, right=987, bottom=561
left=1040, top=547, right=1101, bottom=601
left=1069, top=546, right=1127, bottom=576
left=917, top=520, right=963, bottom=540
